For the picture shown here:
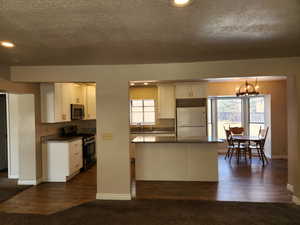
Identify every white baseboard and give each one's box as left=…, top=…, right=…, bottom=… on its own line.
left=287, top=184, right=294, bottom=193
left=36, top=177, right=43, bottom=185
left=271, top=155, right=287, bottom=159
left=292, top=196, right=300, bottom=205
left=44, top=177, right=67, bottom=182
left=8, top=174, right=19, bottom=179
left=218, top=150, right=227, bottom=154
left=18, top=179, right=38, bottom=185
left=96, top=193, right=131, bottom=200
left=18, top=177, right=43, bottom=186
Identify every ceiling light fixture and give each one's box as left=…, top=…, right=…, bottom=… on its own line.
left=130, top=83, right=135, bottom=86
left=1, top=41, right=15, bottom=48
left=173, top=0, right=191, bottom=7
left=144, top=82, right=149, bottom=86
left=236, top=79, right=260, bottom=97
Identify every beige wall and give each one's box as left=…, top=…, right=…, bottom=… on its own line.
left=295, top=77, right=300, bottom=199
left=40, top=120, right=96, bottom=137
left=0, top=65, right=10, bottom=80
left=208, top=80, right=287, bottom=158
left=287, top=75, right=298, bottom=189
left=9, top=57, right=300, bottom=201
left=97, top=79, right=131, bottom=199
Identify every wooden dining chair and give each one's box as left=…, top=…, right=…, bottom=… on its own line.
left=224, top=128, right=235, bottom=159
left=229, top=126, right=245, bottom=135
left=249, top=127, right=269, bottom=166
left=228, top=126, right=248, bottom=163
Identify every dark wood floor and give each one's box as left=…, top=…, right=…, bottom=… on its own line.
left=134, top=156, right=292, bottom=203
left=0, top=166, right=97, bottom=215
left=0, top=155, right=291, bottom=215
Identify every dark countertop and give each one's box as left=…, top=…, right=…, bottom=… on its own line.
left=130, top=131, right=175, bottom=134
left=46, top=136, right=83, bottom=142
left=131, top=136, right=224, bottom=144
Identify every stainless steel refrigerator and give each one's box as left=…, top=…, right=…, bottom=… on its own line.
left=176, top=99, right=207, bottom=138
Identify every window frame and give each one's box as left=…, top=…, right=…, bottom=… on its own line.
left=208, top=95, right=266, bottom=139
left=130, top=99, right=156, bottom=125
left=247, top=96, right=265, bottom=136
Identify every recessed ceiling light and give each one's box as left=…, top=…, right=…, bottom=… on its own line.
left=130, top=83, right=135, bottom=86
left=1, top=41, right=15, bottom=48
left=144, top=82, right=149, bottom=86
left=173, top=0, right=191, bottom=7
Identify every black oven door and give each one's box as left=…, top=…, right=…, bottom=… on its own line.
left=83, top=139, right=96, bottom=170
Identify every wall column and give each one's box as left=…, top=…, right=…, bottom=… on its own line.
left=293, top=75, right=300, bottom=204
left=287, top=75, right=298, bottom=194
left=96, top=79, right=131, bottom=200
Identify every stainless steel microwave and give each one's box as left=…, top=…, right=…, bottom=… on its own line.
left=71, top=104, right=85, bottom=120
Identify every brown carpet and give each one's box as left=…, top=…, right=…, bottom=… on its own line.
left=0, top=200, right=300, bottom=225
left=0, top=172, right=31, bottom=203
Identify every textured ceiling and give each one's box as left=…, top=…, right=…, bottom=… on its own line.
left=0, top=0, right=300, bottom=65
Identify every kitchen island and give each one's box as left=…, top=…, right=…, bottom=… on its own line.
left=131, top=136, right=223, bottom=182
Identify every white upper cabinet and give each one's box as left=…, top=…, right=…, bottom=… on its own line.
left=84, top=85, right=96, bottom=120
left=41, top=83, right=96, bottom=123
left=70, top=84, right=84, bottom=104
left=41, top=83, right=72, bottom=123
left=158, top=84, right=175, bottom=119
left=175, top=82, right=208, bottom=99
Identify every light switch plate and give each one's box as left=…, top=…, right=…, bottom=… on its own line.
left=102, top=133, right=113, bottom=140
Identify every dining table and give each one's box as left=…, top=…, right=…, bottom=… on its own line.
left=231, top=135, right=266, bottom=165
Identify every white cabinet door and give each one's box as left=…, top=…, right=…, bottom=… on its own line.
left=175, top=85, right=193, bottom=99
left=158, top=85, right=175, bottom=119
left=175, top=83, right=208, bottom=99
left=69, top=139, right=83, bottom=174
left=60, top=83, right=72, bottom=121
left=70, top=84, right=84, bottom=104
left=85, top=86, right=96, bottom=120
left=41, top=83, right=72, bottom=123
left=191, top=84, right=208, bottom=98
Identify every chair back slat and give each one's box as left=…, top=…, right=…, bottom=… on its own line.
left=229, top=127, right=245, bottom=135
left=224, top=127, right=233, bottom=145
left=259, top=127, right=269, bottom=139
left=258, top=126, right=269, bottom=148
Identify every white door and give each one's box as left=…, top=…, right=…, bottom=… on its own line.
left=177, top=107, right=206, bottom=127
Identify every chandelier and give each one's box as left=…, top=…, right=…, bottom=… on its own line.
left=236, top=79, right=260, bottom=97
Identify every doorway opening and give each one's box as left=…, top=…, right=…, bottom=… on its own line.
left=0, top=83, right=98, bottom=215
left=130, top=77, right=290, bottom=203
left=0, top=94, right=8, bottom=173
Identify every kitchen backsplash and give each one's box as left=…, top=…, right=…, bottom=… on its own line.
left=40, top=120, right=96, bottom=137
left=130, top=118, right=175, bottom=132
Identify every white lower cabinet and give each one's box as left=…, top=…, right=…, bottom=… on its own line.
left=43, top=139, right=83, bottom=182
